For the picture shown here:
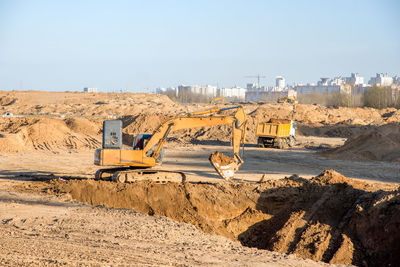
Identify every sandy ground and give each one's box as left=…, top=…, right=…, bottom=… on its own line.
left=0, top=178, right=334, bottom=267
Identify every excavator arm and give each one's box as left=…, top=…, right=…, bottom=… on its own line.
left=143, top=106, right=247, bottom=180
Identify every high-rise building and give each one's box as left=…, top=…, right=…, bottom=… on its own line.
left=347, top=73, right=364, bottom=85
left=369, top=73, right=393, bottom=86
left=275, top=76, right=285, bottom=91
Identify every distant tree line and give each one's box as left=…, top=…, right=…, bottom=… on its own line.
left=161, top=85, right=400, bottom=109
left=162, top=90, right=212, bottom=103
left=297, top=86, right=400, bottom=109
left=161, top=90, right=244, bottom=104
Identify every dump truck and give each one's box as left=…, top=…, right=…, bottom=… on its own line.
left=256, top=119, right=296, bottom=149
left=94, top=106, right=247, bottom=183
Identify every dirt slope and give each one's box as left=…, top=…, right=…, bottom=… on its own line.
left=1, top=187, right=328, bottom=267
left=46, top=170, right=399, bottom=266
left=0, top=117, right=101, bottom=152
left=0, top=91, right=179, bottom=116
left=321, top=123, right=400, bottom=162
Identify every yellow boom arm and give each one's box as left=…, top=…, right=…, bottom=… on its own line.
left=145, top=106, right=246, bottom=169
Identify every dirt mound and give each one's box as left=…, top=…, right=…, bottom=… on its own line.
left=311, top=169, right=370, bottom=188
left=64, top=118, right=101, bottom=136
left=0, top=117, right=101, bottom=152
left=321, top=123, right=400, bottom=162
left=0, top=95, right=17, bottom=106
left=0, top=91, right=180, bottom=116
left=385, top=109, right=400, bottom=123
left=122, top=113, right=173, bottom=135
left=49, top=170, right=400, bottom=266
left=0, top=132, right=27, bottom=152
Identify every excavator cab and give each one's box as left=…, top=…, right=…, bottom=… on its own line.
left=133, top=133, right=164, bottom=163
left=133, top=134, right=152, bottom=150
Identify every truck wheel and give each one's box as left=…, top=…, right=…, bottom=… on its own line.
left=257, top=138, right=265, bottom=148
left=276, top=139, right=285, bottom=149
left=289, top=136, right=296, bottom=147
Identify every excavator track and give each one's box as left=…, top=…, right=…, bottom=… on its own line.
left=94, top=167, right=132, bottom=181
left=95, top=168, right=186, bottom=183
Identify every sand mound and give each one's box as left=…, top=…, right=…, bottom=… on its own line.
left=0, top=91, right=180, bottom=116
left=321, top=124, right=400, bottom=162
left=122, top=113, right=173, bottom=135
left=49, top=170, right=400, bottom=266
left=386, top=109, right=400, bottom=123
left=0, top=132, right=27, bottom=152
left=64, top=118, right=101, bottom=135
left=0, top=117, right=101, bottom=152
left=0, top=95, right=17, bottom=106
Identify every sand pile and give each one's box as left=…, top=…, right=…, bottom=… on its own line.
left=0, top=117, right=101, bottom=152
left=122, top=113, right=173, bottom=135
left=0, top=132, right=26, bottom=152
left=0, top=95, right=17, bottom=106
left=385, top=109, right=400, bottom=123
left=321, top=123, right=400, bottom=162
left=64, top=118, right=101, bottom=136
left=49, top=170, right=400, bottom=266
left=0, top=91, right=180, bottom=116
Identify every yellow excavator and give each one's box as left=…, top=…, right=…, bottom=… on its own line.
left=210, top=96, right=226, bottom=105
left=94, top=106, right=247, bottom=183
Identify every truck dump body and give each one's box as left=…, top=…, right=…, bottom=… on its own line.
left=256, top=119, right=292, bottom=138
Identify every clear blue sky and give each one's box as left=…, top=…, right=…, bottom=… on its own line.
left=0, top=0, right=399, bottom=91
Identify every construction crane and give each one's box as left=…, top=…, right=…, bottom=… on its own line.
left=244, top=74, right=266, bottom=88
left=245, top=74, right=266, bottom=100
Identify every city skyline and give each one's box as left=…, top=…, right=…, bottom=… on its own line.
left=1, top=0, right=399, bottom=91
left=0, top=71, right=399, bottom=93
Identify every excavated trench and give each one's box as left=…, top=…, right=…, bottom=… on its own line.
left=48, top=170, right=400, bottom=267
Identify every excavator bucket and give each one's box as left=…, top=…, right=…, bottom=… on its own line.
left=209, top=151, right=239, bottom=181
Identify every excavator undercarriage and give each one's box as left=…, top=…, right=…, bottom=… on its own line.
left=95, top=167, right=186, bottom=183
